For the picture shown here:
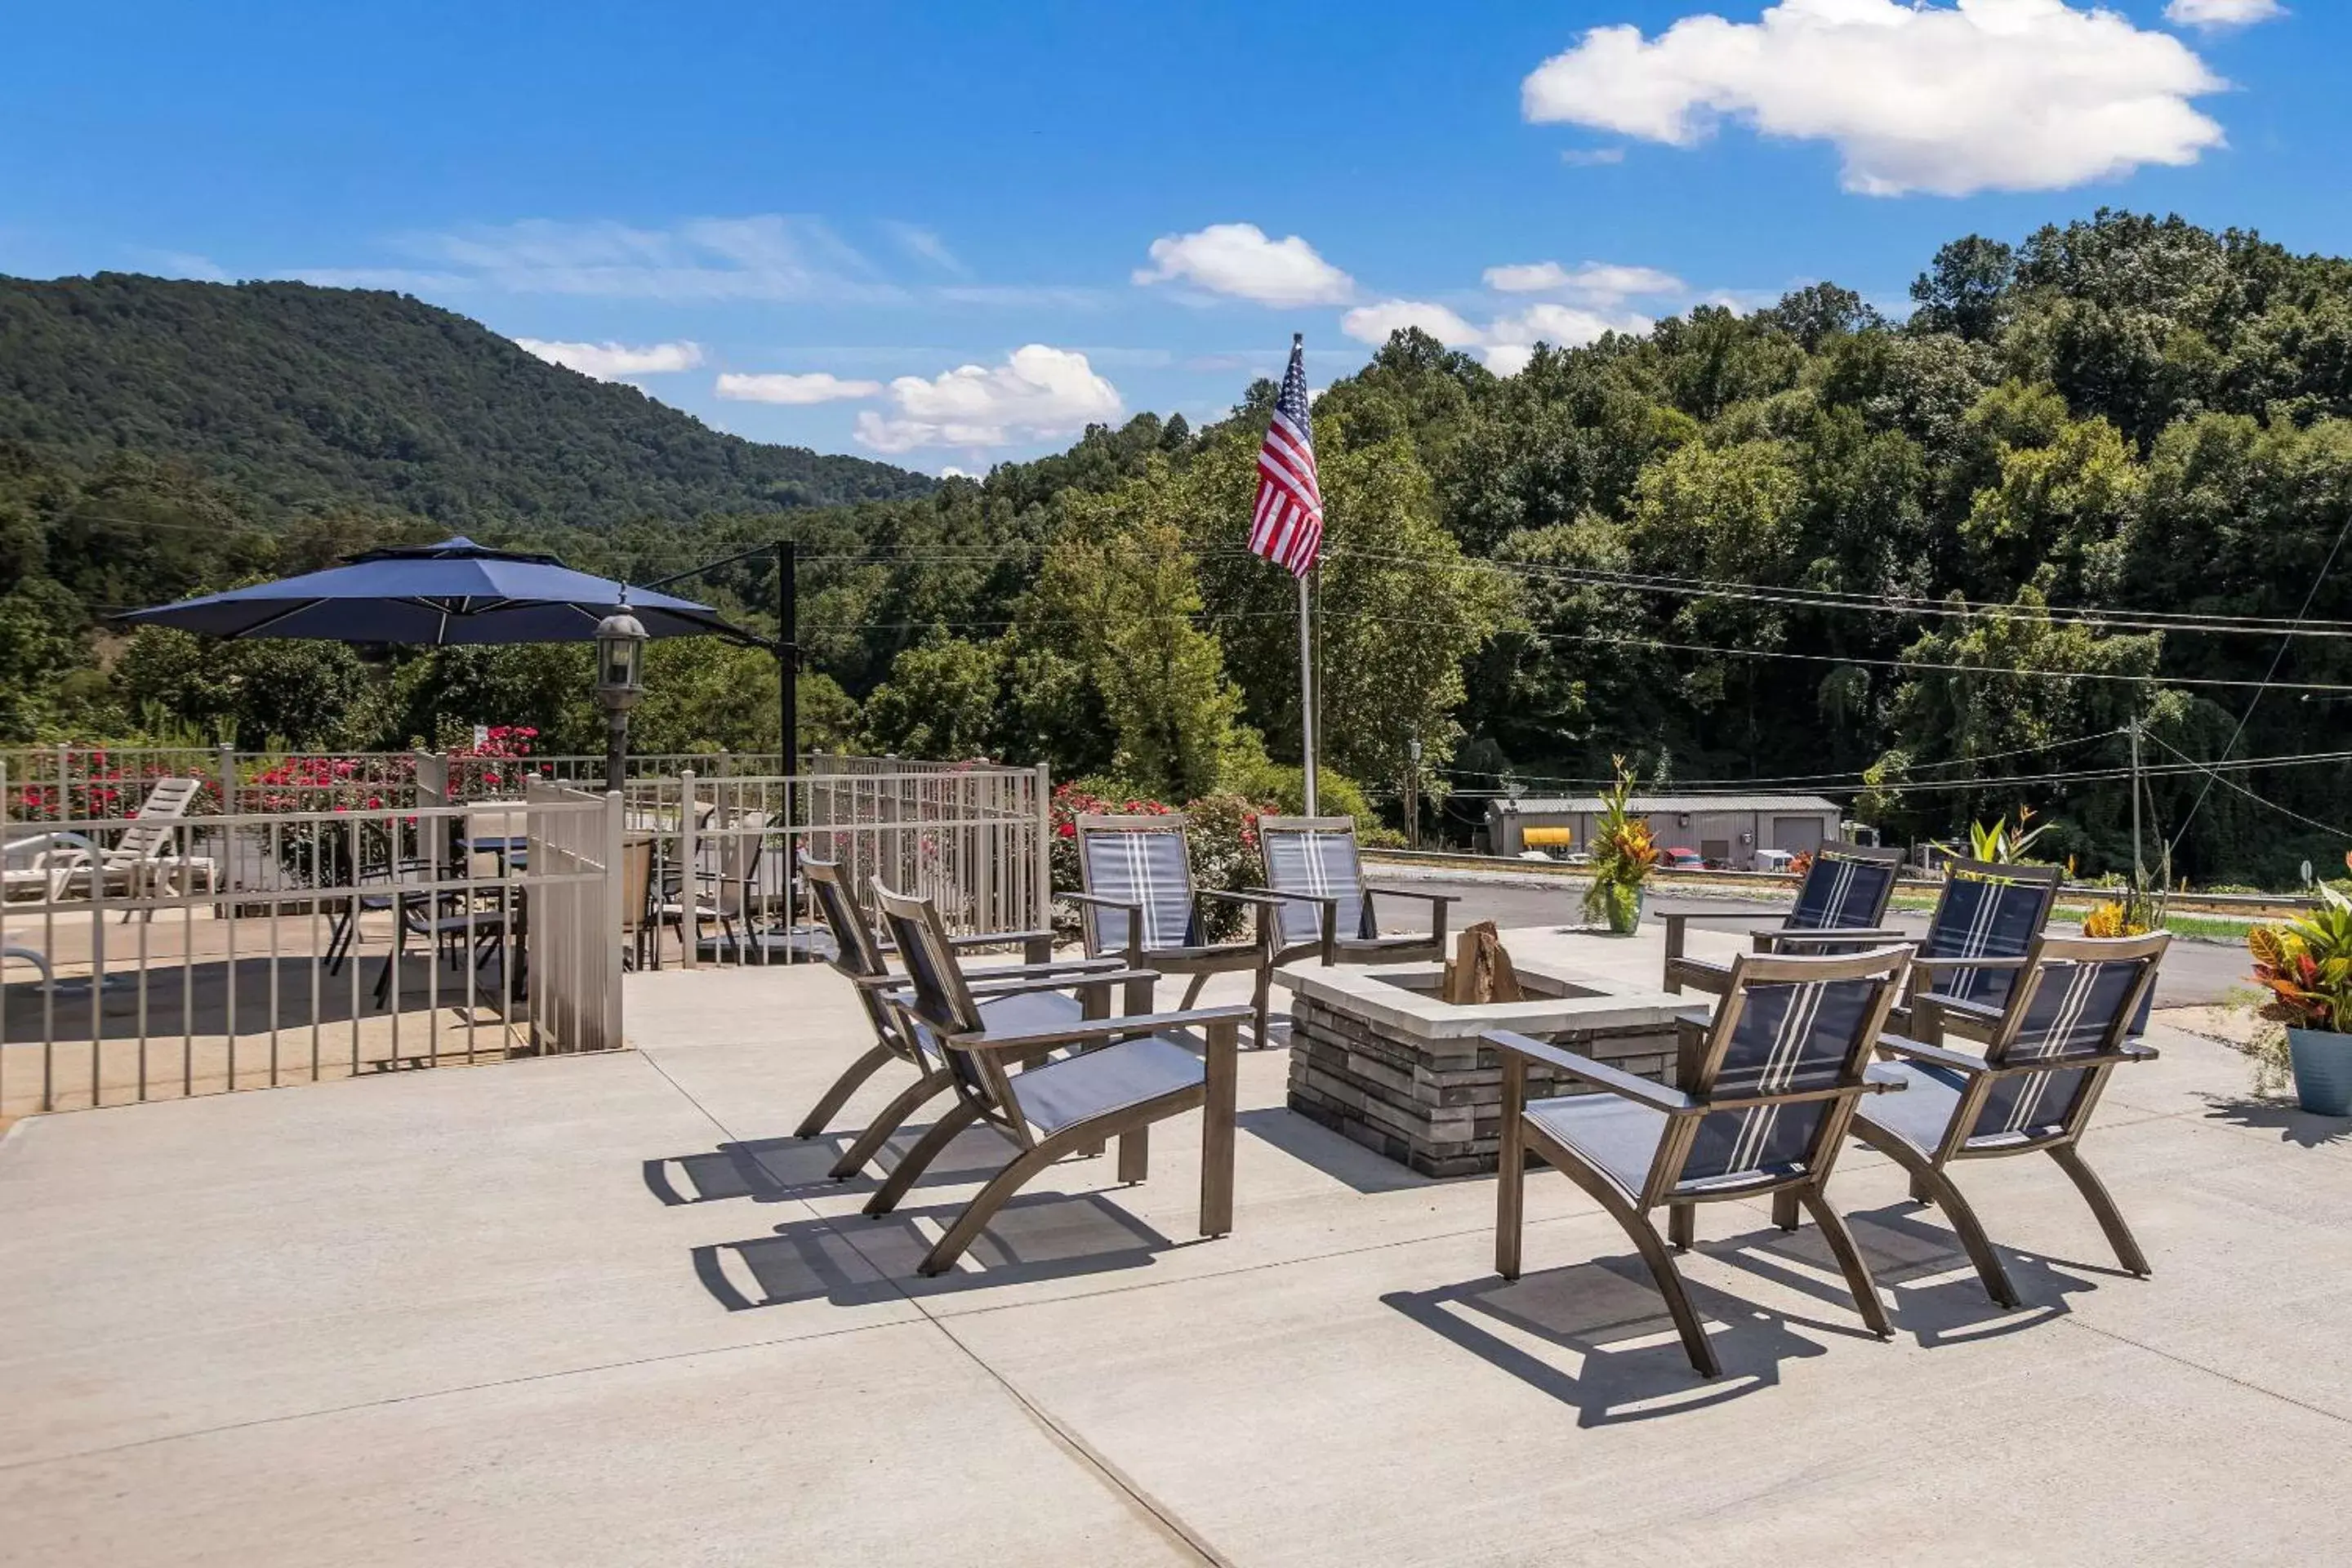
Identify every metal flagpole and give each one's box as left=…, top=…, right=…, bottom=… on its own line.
left=1298, top=568, right=1317, bottom=816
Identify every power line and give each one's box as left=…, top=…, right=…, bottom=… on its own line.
left=1447, top=747, right=2352, bottom=800
left=1433, top=729, right=2114, bottom=791
left=2143, top=731, right=2352, bottom=843
left=2165, top=506, right=2352, bottom=856
left=1339, top=547, right=2352, bottom=639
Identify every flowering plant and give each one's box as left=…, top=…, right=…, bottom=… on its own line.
left=1580, top=756, right=1656, bottom=932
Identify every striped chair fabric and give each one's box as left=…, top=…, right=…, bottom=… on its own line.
left=1678, top=977, right=1883, bottom=1188
left=1263, top=826, right=1366, bottom=946
left=1787, top=853, right=1898, bottom=932
left=875, top=894, right=993, bottom=1102
left=1081, top=828, right=1196, bottom=952
left=1968, top=958, right=2149, bottom=1145
left=1920, top=875, right=2050, bottom=1007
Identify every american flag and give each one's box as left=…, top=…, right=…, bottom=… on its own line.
left=1249, top=335, right=1323, bottom=577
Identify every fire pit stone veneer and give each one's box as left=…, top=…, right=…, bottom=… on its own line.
left=1278, top=960, right=1687, bottom=1178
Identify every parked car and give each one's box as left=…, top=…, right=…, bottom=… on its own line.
left=1660, top=846, right=1704, bottom=871
left=1753, top=849, right=1795, bottom=874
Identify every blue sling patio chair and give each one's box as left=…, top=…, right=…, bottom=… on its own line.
left=863, top=880, right=1250, bottom=1277
left=1251, top=815, right=1459, bottom=968
left=1071, top=813, right=1281, bottom=1047
left=1663, top=844, right=1906, bottom=997
left=1774, top=855, right=2063, bottom=1034
left=791, top=852, right=1125, bottom=1181
left=1488, top=945, right=1913, bottom=1379
left=1851, top=931, right=2169, bottom=1308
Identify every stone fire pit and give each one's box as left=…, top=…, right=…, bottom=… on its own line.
left=1278, top=956, right=1686, bottom=1178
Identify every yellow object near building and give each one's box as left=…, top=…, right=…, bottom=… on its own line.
left=1521, top=827, right=1577, bottom=849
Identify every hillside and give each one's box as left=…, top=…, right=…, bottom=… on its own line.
left=0, top=272, right=931, bottom=528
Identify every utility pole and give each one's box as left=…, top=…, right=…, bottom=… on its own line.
left=1405, top=735, right=1423, bottom=849
left=2127, top=715, right=2145, bottom=891
left=777, top=539, right=799, bottom=779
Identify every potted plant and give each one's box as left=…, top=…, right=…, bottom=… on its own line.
left=1580, top=758, right=1657, bottom=936
left=2248, top=866, right=2352, bottom=1116
left=2085, top=846, right=2172, bottom=1034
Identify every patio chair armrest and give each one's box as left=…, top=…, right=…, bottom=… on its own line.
left=1484, top=1028, right=1696, bottom=1114
left=854, top=960, right=1144, bottom=993
left=1758, top=925, right=1906, bottom=951
left=1861, top=1062, right=1911, bottom=1094
left=1194, top=889, right=1285, bottom=910
left=945, top=928, right=1058, bottom=959
left=959, top=956, right=1126, bottom=982
left=1361, top=884, right=1460, bottom=905
left=1905, top=955, right=2032, bottom=973
left=959, top=1003, right=1254, bottom=1054
left=961, top=969, right=1160, bottom=1000
left=1875, top=1033, right=1992, bottom=1075
left=2121, top=1039, right=2161, bottom=1062
left=1062, top=892, right=1140, bottom=912
left=1908, top=990, right=2006, bottom=1022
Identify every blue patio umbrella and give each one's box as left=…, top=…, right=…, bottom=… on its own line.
left=114, top=536, right=758, bottom=646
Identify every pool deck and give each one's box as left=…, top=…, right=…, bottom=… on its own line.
left=3, top=920, right=2349, bottom=1566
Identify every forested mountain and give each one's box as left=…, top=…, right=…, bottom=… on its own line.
left=0, top=273, right=929, bottom=526
left=4, top=212, right=2350, bottom=885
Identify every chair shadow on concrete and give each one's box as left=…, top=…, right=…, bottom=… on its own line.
left=1385, top=1261, right=1826, bottom=1425
left=1236, top=1106, right=1432, bottom=1196
left=1715, top=1203, right=2100, bottom=1351
left=2198, top=1094, right=2352, bottom=1150
left=644, top=1120, right=1058, bottom=1207
left=696, top=1191, right=1179, bottom=1310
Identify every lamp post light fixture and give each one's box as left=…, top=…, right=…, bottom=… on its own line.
left=594, top=601, right=649, bottom=792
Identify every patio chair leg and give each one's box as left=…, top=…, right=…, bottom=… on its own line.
left=1857, top=1124, right=2020, bottom=1308
left=1798, top=1188, right=1893, bottom=1339
left=1771, top=1190, right=1802, bottom=1232
left=1668, top=1202, right=1695, bottom=1251
left=830, top=1070, right=952, bottom=1180
left=918, top=1136, right=1070, bottom=1276
left=1536, top=1136, right=1717, bottom=1377
left=1908, top=1174, right=1936, bottom=1205
left=863, top=1101, right=980, bottom=1217
left=1249, top=961, right=1273, bottom=1050
left=1179, top=972, right=1209, bottom=1009
left=1116, top=1126, right=1149, bottom=1183
left=2048, top=1143, right=2150, bottom=1277
left=1200, top=1020, right=1236, bottom=1236
left=795, top=1041, right=896, bottom=1138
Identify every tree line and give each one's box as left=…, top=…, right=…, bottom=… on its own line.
left=2, top=211, right=2348, bottom=884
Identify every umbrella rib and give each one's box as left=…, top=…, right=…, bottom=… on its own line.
left=231, top=599, right=330, bottom=639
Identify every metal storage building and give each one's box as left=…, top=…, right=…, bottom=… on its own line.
left=1486, top=794, right=1846, bottom=870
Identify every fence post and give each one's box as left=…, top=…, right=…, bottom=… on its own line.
left=1034, top=763, right=1053, bottom=934
left=54, top=743, right=69, bottom=822
left=601, top=787, right=625, bottom=1052
left=218, top=743, right=238, bottom=816
left=679, top=769, right=699, bottom=969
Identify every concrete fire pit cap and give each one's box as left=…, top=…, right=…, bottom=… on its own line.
left=1272, top=960, right=1688, bottom=1041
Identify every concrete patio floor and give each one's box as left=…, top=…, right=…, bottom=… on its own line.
left=4, top=922, right=2350, bottom=1566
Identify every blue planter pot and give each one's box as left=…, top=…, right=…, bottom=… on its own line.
left=2287, top=1027, right=2352, bottom=1118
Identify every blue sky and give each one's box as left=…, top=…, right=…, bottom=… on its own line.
left=2, top=1, right=2341, bottom=474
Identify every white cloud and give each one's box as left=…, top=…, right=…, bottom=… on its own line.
left=1132, top=223, right=1355, bottom=306
left=938, top=466, right=976, bottom=479
left=1339, top=300, right=1485, bottom=348
left=513, top=338, right=703, bottom=379
left=1484, top=303, right=1651, bottom=374
left=883, top=220, right=969, bottom=275
left=1481, top=261, right=1686, bottom=303
left=1340, top=296, right=1647, bottom=373
left=1521, top=0, right=2229, bottom=198
left=713, top=371, right=883, bottom=404
left=853, top=345, right=1123, bottom=452
left=2165, top=0, right=2285, bottom=28
left=1561, top=147, right=1628, bottom=166
left=404, top=216, right=906, bottom=302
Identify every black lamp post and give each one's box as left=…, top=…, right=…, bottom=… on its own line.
left=594, top=602, right=648, bottom=792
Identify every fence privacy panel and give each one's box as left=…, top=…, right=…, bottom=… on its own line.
left=0, top=790, right=622, bottom=1116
